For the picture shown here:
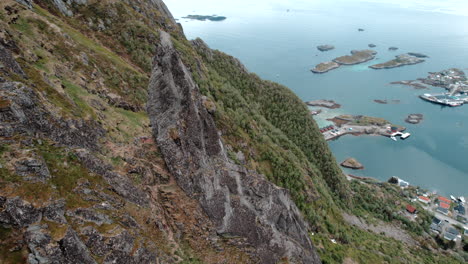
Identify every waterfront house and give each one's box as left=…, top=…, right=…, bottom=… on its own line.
left=454, top=204, right=465, bottom=215
left=439, top=202, right=450, bottom=210
left=406, top=205, right=417, bottom=214
left=438, top=196, right=451, bottom=204
left=436, top=206, right=449, bottom=215
left=417, top=196, right=430, bottom=204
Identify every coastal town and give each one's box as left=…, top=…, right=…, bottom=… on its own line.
left=391, top=68, right=468, bottom=107
left=388, top=177, right=467, bottom=248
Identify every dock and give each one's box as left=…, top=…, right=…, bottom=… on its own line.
left=420, top=93, right=468, bottom=107
left=321, top=124, right=409, bottom=141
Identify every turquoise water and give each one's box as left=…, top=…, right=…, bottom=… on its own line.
left=165, top=0, right=468, bottom=196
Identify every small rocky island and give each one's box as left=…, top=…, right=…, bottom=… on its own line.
left=317, top=45, right=335, bottom=52
left=306, top=99, right=341, bottom=109
left=311, top=50, right=377, bottom=74
left=368, top=44, right=377, bottom=48
left=407, top=52, right=429, bottom=58
left=333, top=50, right=377, bottom=65
left=358, top=28, right=365, bottom=32
left=388, top=47, right=399, bottom=51
left=370, top=54, right=425, bottom=69
left=322, top=115, right=406, bottom=141
left=182, top=15, right=227, bottom=21
left=390, top=80, right=428, bottom=90
left=374, top=99, right=401, bottom=104
left=341, top=158, right=364, bottom=170
left=311, top=61, right=340, bottom=73
left=405, top=114, right=424, bottom=124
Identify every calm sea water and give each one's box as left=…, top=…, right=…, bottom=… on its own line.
left=165, top=0, right=468, bottom=196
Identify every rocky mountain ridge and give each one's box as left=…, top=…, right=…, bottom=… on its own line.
left=0, top=0, right=321, bottom=263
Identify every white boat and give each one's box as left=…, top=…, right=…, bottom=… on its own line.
left=390, top=136, right=397, bottom=141
left=400, top=133, right=411, bottom=139
left=459, top=196, right=466, bottom=203
left=450, top=195, right=456, bottom=201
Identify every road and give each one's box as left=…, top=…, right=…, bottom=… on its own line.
left=423, top=205, right=468, bottom=230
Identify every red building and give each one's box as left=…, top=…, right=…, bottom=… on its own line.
left=406, top=204, right=417, bottom=214
left=438, top=196, right=451, bottom=204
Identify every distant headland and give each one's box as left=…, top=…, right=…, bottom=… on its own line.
left=183, top=15, right=227, bottom=21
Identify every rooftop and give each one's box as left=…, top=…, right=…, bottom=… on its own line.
left=444, top=232, right=457, bottom=241
left=439, top=202, right=450, bottom=209
left=446, top=227, right=459, bottom=235
left=437, top=207, right=449, bottom=215
left=418, top=196, right=430, bottom=202
left=406, top=204, right=417, bottom=214
left=454, top=205, right=466, bottom=214
left=439, top=196, right=451, bottom=204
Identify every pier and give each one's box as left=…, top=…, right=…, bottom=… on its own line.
left=420, top=93, right=468, bottom=107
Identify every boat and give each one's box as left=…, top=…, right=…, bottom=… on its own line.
left=450, top=195, right=457, bottom=201
left=446, top=101, right=462, bottom=107
left=390, top=136, right=397, bottom=141
left=400, top=133, right=411, bottom=140
left=459, top=196, right=466, bottom=203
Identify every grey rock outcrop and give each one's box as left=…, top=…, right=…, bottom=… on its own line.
left=0, top=197, right=42, bottom=227
left=53, top=0, right=73, bottom=16
left=0, top=43, right=26, bottom=77
left=42, top=199, right=67, bottom=224
left=59, top=228, right=97, bottom=264
left=0, top=82, right=105, bottom=151
left=15, top=157, right=51, bottom=182
left=26, top=224, right=97, bottom=264
left=14, top=0, right=33, bottom=9
left=66, top=208, right=113, bottom=226
left=26, top=224, right=66, bottom=264
left=147, top=31, right=321, bottom=264
left=73, top=149, right=149, bottom=206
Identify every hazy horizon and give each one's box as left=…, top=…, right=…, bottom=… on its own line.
left=165, top=0, right=468, bottom=18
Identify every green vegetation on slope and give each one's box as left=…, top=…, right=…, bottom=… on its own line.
left=0, top=0, right=465, bottom=262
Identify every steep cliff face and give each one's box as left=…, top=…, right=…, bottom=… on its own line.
left=0, top=0, right=326, bottom=263
left=147, top=31, right=321, bottom=264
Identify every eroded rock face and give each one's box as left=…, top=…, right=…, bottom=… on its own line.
left=0, top=43, right=26, bottom=77
left=0, top=197, right=42, bottom=227
left=0, top=82, right=105, bottom=151
left=147, top=30, right=321, bottom=264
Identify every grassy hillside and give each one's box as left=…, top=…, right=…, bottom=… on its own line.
left=0, top=0, right=465, bottom=263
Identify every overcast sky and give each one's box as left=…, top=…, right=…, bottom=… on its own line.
left=164, top=0, right=468, bottom=17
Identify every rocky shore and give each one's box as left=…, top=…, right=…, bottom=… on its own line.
left=322, top=115, right=406, bottom=141
left=390, top=80, right=428, bottom=90
left=306, top=99, right=341, bottom=109
left=333, top=50, right=377, bottom=65
left=370, top=54, right=425, bottom=69
left=311, top=61, right=340, bottom=73
left=311, top=50, right=377, bottom=74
